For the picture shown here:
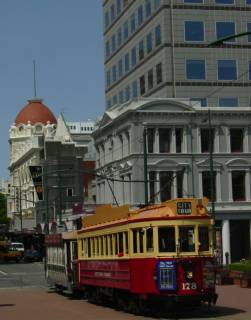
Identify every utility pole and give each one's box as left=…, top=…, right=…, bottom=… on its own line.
left=143, top=125, right=148, bottom=206
left=208, top=109, right=216, bottom=250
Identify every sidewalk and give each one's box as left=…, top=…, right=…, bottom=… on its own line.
left=215, top=284, right=251, bottom=319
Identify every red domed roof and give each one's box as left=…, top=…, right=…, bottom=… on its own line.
left=15, top=98, right=57, bottom=125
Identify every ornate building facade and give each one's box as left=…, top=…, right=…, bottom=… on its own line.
left=93, top=98, right=251, bottom=264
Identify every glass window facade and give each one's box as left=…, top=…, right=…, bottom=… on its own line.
left=131, top=47, right=137, bottom=67
left=146, top=32, right=153, bottom=53
left=145, top=0, right=152, bottom=18
left=190, top=98, right=207, bottom=107
left=219, top=97, right=238, bottom=107
left=112, top=65, right=117, bottom=82
left=247, top=23, right=251, bottom=42
left=112, top=35, right=116, bottom=52
left=156, top=63, right=163, bottom=84
left=125, top=86, right=130, bottom=101
left=215, top=0, right=234, bottom=3
left=130, top=13, right=136, bottom=33
left=155, top=25, right=162, bottom=46
left=138, top=5, right=144, bottom=26
left=216, top=22, right=236, bottom=42
left=110, top=4, right=115, bottom=22
left=124, top=53, right=130, bottom=72
left=184, top=0, right=203, bottom=3
left=119, top=90, right=124, bottom=104
left=139, top=40, right=144, bottom=60
left=118, top=59, right=123, bottom=78
left=154, top=0, right=161, bottom=9
left=186, top=59, right=206, bottom=79
left=116, top=0, right=121, bottom=15
left=117, top=28, right=122, bottom=47
left=185, top=21, right=204, bottom=41
left=132, top=80, right=138, bottom=97
left=123, top=21, right=129, bottom=41
left=218, top=60, right=237, bottom=80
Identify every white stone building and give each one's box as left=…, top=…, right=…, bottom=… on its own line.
left=93, top=98, right=251, bottom=264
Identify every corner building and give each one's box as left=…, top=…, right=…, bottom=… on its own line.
left=104, top=0, right=251, bottom=109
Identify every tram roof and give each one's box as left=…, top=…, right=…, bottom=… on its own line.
left=79, top=198, right=210, bottom=233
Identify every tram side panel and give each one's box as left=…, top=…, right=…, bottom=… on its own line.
left=78, top=259, right=131, bottom=290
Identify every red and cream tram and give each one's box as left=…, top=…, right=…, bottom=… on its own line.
left=77, top=197, right=218, bottom=312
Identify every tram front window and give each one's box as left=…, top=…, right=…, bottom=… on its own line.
left=179, top=226, right=195, bottom=252
left=158, top=227, right=176, bottom=252
left=198, top=226, right=209, bottom=251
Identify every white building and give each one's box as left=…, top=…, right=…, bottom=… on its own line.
left=8, top=98, right=94, bottom=233
left=93, top=98, right=251, bottom=264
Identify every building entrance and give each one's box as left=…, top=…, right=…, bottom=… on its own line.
left=230, top=220, right=250, bottom=262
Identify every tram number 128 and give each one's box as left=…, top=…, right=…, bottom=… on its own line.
left=182, top=282, right=197, bottom=290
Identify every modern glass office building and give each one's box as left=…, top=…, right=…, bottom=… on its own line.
left=103, top=0, right=251, bottom=109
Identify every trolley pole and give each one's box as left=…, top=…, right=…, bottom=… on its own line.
left=143, top=125, right=148, bottom=206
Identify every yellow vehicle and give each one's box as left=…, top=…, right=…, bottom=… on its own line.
left=0, top=242, right=22, bottom=263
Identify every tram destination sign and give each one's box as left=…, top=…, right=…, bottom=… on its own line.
left=177, top=202, right=192, bottom=215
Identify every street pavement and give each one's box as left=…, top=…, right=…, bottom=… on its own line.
left=0, top=261, right=46, bottom=289
left=0, top=262, right=250, bottom=319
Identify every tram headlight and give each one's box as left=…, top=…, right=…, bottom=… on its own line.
left=186, top=271, right=194, bottom=280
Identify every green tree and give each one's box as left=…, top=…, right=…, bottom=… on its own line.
left=0, top=193, right=10, bottom=225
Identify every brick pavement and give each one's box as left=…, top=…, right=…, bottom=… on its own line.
left=0, top=285, right=250, bottom=320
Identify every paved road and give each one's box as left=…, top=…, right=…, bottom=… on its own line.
left=0, top=261, right=46, bottom=289
left=0, top=262, right=250, bottom=319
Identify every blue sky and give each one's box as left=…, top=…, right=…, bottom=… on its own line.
left=0, top=1, right=104, bottom=178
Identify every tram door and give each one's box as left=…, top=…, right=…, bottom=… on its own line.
left=65, top=240, right=78, bottom=286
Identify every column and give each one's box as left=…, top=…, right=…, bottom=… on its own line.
left=216, top=171, right=221, bottom=202
left=173, top=171, right=177, bottom=198
left=222, top=219, right=231, bottom=265
left=244, top=127, right=249, bottom=153
left=183, top=170, right=189, bottom=197
left=183, top=126, right=189, bottom=153
left=228, top=171, right=233, bottom=202
left=226, top=128, right=231, bottom=153
left=154, top=128, right=159, bottom=153
left=198, top=172, right=203, bottom=198
left=171, top=128, right=176, bottom=153
left=215, top=127, right=220, bottom=153
left=156, top=171, right=160, bottom=203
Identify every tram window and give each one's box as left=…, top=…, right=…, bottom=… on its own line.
left=133, top=229, right=144, bottom=253
left=110, top=235, right=114, bottom=255
left=94, top=238, right=98, bottom=256
left=139, top=231, right=144, bottom=253
left=87, top=238, right=91, bottom=257
left=115, top=234, right=118, bottom=254
left=91, top=238, right=94, bottom=257
left=81, top=240, right=84, bottom=256
left=179, top=226, right=195, bottom=252
left=118, top=232, right=123, bottom=254
left=99, top=237, right=102, bottom=256
left=105, top=236, right=109, bottom=256
left=124, top=232, right=128, bottom=254
left=71, top=241, right=78, bottom=260
left=158, top=227, right=176, bottom=252
left=199, top=226, right=209, bottom=251
left=146, top=228, right=153, bottom=252
left=133, top=230, right=137, bottom=253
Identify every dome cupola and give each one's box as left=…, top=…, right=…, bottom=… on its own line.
left=15, top=98, right=57, bottom=126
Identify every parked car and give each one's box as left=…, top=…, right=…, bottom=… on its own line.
left=11, top=242, right=25, bottom=256
left=23, top=249, right=43, bottom=262
left=0, top=244, right=22, bottom=263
